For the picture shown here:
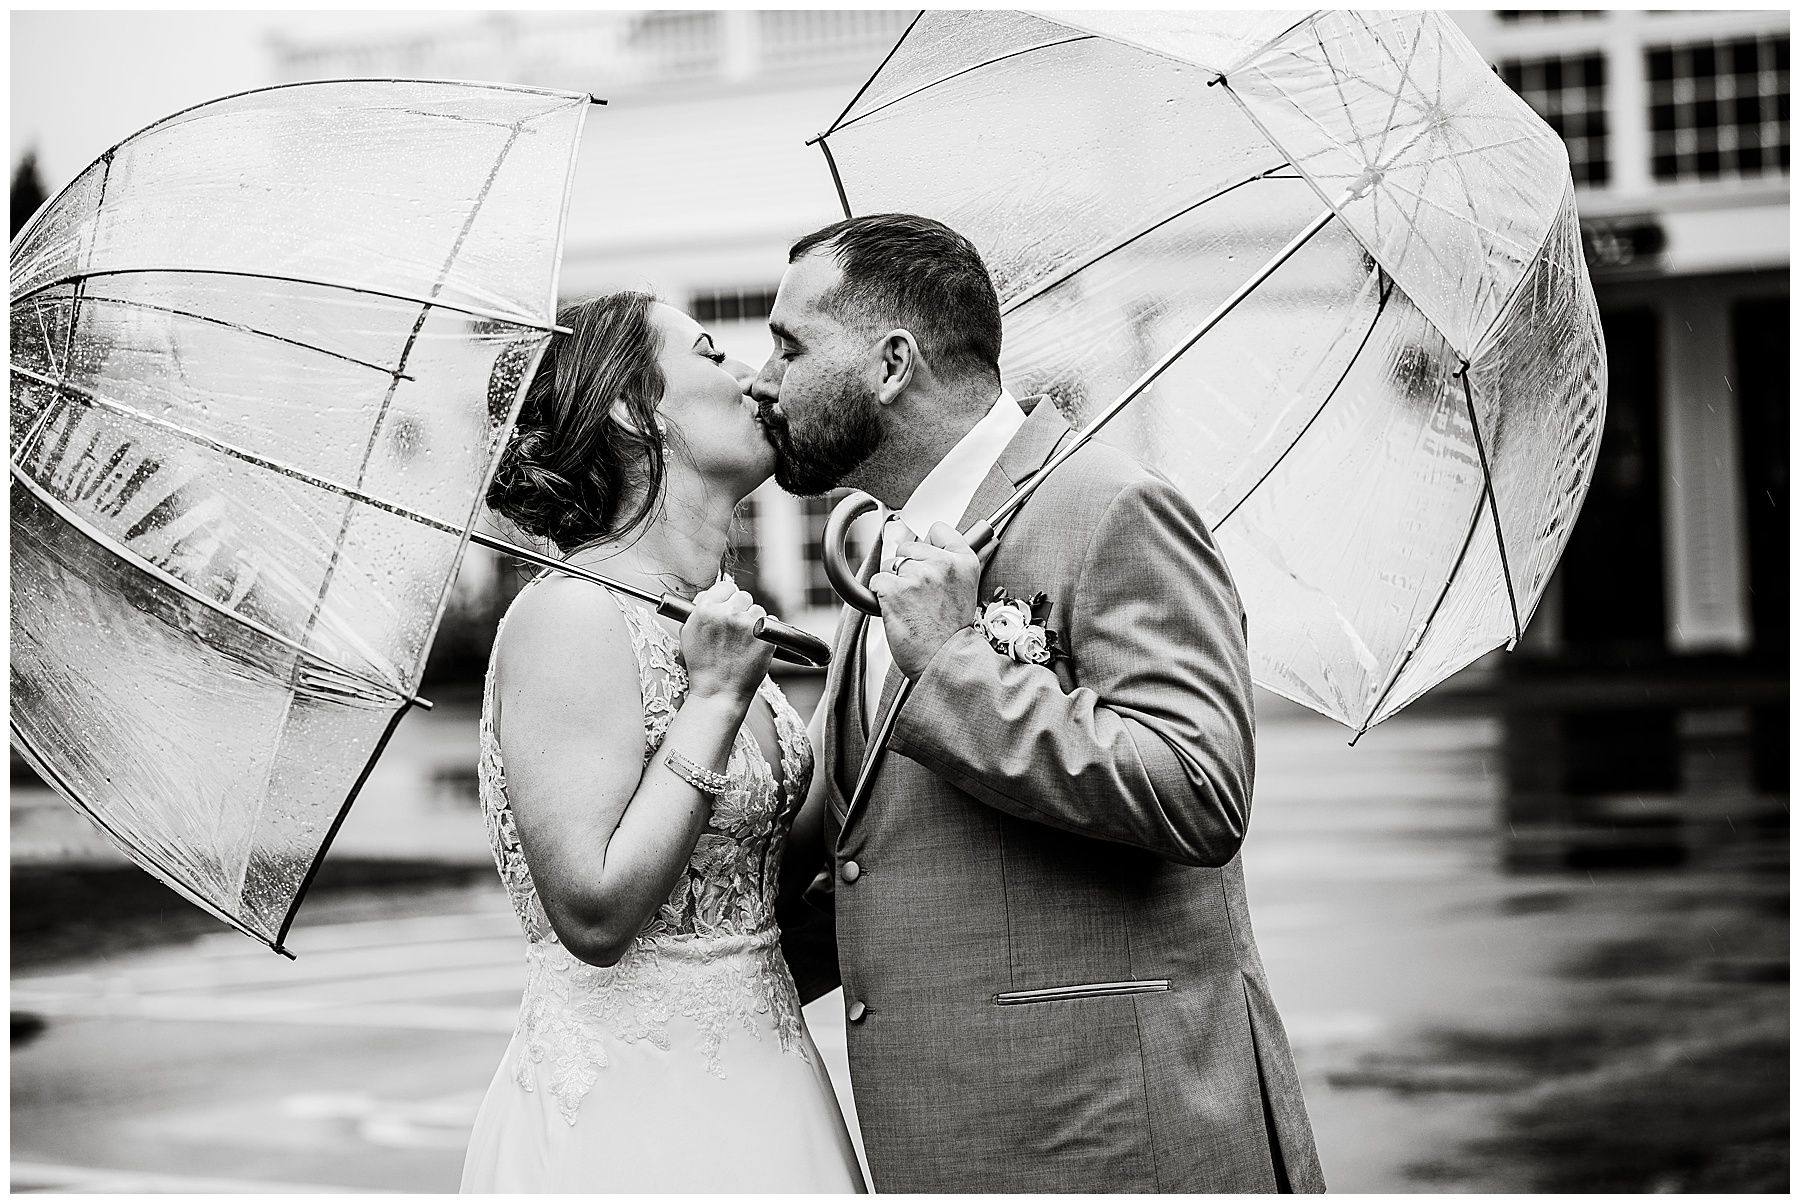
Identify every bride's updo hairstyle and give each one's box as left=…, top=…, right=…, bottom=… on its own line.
left=487, top=291, right=670, bottom=552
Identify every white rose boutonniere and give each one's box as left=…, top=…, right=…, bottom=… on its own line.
left=980, top=598, right=1031, bottom=646
left=1011, top=625, right=1052, bottom=665
left=971, top=587, right=1067, bottom=668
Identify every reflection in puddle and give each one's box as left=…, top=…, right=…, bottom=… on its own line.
left=1336, top=855, right=1788, bottom=1192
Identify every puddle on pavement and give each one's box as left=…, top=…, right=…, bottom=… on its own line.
left=1328, top=858, right=1787, bottom=1192
left=1278, top=684, right=1789, bottom=1194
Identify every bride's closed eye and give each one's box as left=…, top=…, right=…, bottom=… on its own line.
left=695, top=336, right=726, bottom=365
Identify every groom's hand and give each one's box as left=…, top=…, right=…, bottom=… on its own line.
left=870, top=519, right=982, bottom=681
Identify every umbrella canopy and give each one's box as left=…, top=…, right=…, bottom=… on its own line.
left=11, top=80, right=592, bottom=952
left=811, top=10, right=1606, bottom=733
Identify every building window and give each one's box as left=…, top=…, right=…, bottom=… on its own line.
left=623, top=10, right=721, bottom=80
left=800, top=491, right=880, bottom=610
left=690, top=286, right=780, bottom=325
left=1648, top=35, right=1790, bottom=182
left=1501, top=53, right=1610, bottom=187
left=726, top=493, right=764, bottom=601
left=800, top=495, right=841, bottom=609
left=758, top=10, right=916, bottom=69
left=1496, top=11, right=1603, bottom=23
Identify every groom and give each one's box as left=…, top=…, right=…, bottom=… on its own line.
left=754, top=214, right=1324, bottom=1194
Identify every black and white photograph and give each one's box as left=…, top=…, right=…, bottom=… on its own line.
left=9, top=7, right=1788, bottom=1194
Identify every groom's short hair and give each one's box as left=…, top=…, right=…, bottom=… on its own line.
left=789, top=214, right=1002, bottom=383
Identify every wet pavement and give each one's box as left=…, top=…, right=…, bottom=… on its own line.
left=11, top=686, right=1786, bottom=1192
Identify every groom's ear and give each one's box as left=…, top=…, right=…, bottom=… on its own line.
left=873, top=328, right=921, bottom=406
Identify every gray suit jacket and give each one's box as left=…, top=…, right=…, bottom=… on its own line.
left=785, top=397, right=1325, bottom=1193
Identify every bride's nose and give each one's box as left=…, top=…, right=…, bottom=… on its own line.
left=727, top=357, right=755, bottom=393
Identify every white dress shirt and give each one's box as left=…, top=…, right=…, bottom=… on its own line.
left=862, top=389, right=1028, bottom=727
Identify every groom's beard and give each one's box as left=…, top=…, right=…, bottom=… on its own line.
left=760, top=376, right=885, bottom=497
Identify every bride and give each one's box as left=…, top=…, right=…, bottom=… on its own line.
left=459, top=291, right=865, bottom=1192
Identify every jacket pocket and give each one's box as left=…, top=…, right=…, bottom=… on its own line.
left=993, top=978, right=1172, bottom=1005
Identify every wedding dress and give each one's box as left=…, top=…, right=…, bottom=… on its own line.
left=460, top=587, right=865, bottom=1193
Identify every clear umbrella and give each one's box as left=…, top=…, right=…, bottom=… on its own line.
left=9, top=80, right=597, bottom=954
left=814, top=9, right=1606, bottom=737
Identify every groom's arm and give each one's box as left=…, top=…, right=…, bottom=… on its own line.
left=887, top=476, right=1254, bottom=868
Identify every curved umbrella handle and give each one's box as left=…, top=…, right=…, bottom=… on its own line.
left=654, top=595, right=832, bottom=668
left=823, top=490, right=887, bottom=617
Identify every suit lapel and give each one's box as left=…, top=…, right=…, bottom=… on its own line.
left=995, top=394, right=1073, bottom=496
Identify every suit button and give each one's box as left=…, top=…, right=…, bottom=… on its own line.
left=841, top=860, right=861, bottom=883
left=847, top=1000, right=867, bottom=1023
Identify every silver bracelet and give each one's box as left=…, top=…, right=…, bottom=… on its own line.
left=663, top=748, right=732, bottom=798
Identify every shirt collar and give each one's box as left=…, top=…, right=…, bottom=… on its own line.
left=897, top=388, right=1027, bottom=537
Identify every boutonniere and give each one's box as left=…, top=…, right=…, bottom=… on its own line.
left=972, top=587, right=1067, bottom=667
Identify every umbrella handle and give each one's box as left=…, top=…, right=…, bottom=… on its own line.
left=654, top=595, right=832, bottom=668
left=823, top=491, right=887, bottom=616
left=824, top=492, right=1004, bottom=618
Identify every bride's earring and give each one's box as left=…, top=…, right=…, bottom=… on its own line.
left=610, top=398, right=667, bottom=443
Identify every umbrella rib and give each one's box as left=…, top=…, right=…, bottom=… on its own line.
left=19, top=149, right=111, bottom=470
left=1470, top=186, right=1575, bottom=365
left=820, top=10, right=924, bottom=138
left=10, top=463, right=406, bottom=704
left=828, top=35, right=1098, bottom=137
left=1429, top=129, right=1503, bottom=327
left=377, top=105, right=535, bottom=132
left=1353, top=480, right=1491, bottom=742
left=1313, top=19, right=1375, bottom=160
left=1371, top=13, right=1431, bottom=167
left=10, top=363, right=467, bottom=535
left=999, top=160, right=1293, bottom=317
left=32, top=297, right=59, bottom=376
left=324, top=118, right=525, bottom=533
left=40, top=150, right=116, bottom=473
left=273, top=700, right=417, bottom=953
left=8, top=718, right=287, bottom=954
left=75, top=294, right=417, bottom=382
left=1396, top=129, right=1562, bottom=178
left=986, top=196, right=1347, bottom=532
left=14, top=268, right=568, bottom=336
left=13, top=395, right=57, bottom=466
left=1217, top=12, right=1323, bottom=78
left=1459, top=368, right=1523, bottom=645
left=1214, top=272, right=1395, bottom=530
left=1364, top=177, right=1496, bottom=332
left=86, top=78, right=590, bottom=165
left=288, top=115, right=528, bottom=768
left=14, top=301, right=64, bottom=463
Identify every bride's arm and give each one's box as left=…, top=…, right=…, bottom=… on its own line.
left=496, top=576, right=771, bottom=967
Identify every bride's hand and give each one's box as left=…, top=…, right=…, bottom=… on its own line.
left=681, top=577, right=774, bottom=705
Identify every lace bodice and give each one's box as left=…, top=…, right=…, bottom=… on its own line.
left=479, top=582, right=815, bottom=1123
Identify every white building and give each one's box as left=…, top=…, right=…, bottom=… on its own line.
left=279, top=11, right=1789, bottom=668
left=1454, top=11, right=1788, bottom=850
left=1458, top=9, right=1788, bottom=663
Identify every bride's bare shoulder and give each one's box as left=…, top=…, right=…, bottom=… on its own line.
left=493, top=576, right=639, bottom=694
